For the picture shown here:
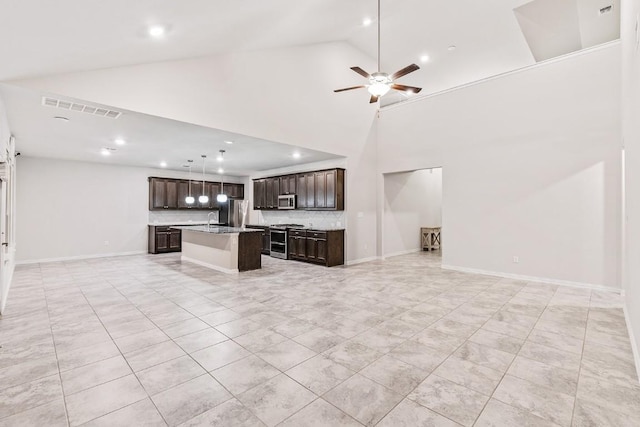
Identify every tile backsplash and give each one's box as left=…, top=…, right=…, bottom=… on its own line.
left=148, top=210, right=218, bottom=224
left=257, top=210, right=345, bottom=229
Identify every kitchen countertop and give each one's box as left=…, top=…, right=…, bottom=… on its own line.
left=149, top=221, right=219, bottom=226
left=170, top=225, right=263, bottom=234
left=245, top=224, right=344, bottom=232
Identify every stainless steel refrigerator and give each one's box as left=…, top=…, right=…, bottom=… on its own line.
left=218, top=199, right=245, bottom=227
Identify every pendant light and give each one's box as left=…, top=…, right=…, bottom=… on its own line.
left=198, top=155, right=209, bottom=204
left=216, top=150, right=228, bottom=203
left=185, top=160, right=195, bottom=205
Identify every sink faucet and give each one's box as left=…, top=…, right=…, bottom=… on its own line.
left=207, top=212, right=216, bottom=229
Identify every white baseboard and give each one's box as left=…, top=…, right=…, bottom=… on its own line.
left=181, top=255, right=239, bottom=275
left=441, top=264, right=621, bottom=294
left=623, top=301, right=640, bottom=383
left=382, top=248, right=422, bottom=259
left=346, top=256, right=381, bottom=266
left=16, top=250, right=148, bottom=265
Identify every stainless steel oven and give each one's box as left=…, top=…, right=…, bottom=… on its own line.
left=269, top=224, right=305, bottom=259
left=269, top=228, right=287, bottom=259
left=277, top=194, right=296, bottom=210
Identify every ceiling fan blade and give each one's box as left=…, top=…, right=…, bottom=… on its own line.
left=351, top=66, right=371, bottom=78
left=391, top=64, right=420, bottom=80
left=391, top=84, right=422, bottom=93
left=334, top=85, right=366, bottom=93
left=369, top=95, right=379, bottom=104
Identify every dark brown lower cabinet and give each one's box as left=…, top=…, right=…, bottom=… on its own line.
left=148, top=226, right=182, bottom=254
left=288, top=229, right=344, bottom=267
left=288, top=229, right=308, bottom=261
left=245, top=225, right=271, bottom=255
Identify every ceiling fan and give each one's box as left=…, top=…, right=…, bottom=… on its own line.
left=334, top=0, right=422, bottom=103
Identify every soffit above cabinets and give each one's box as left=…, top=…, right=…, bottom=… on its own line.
left=0, top=84, right=343, bottom=175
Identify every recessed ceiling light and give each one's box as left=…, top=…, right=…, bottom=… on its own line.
left=148, top=25, right=167, bottom=38
left=216, top=155, right=223, bottom=162
left=448, top=45, right=457, bottom=51
left=114, top=138, right=126, bottom=146
left=363, top=17, right=372, bottom=26
left=420, top=54, right=430, bottom=63
left=101, top=148, right=114, bottom=156
left=53, top=116, right=69, bottom=122
left=292, top=152, right=301, bottom=159
left=224, top=140, right=233, bottom=145
left=218, top=168, right=224, bottom=174
left=160, top=161, right=167, bottom=167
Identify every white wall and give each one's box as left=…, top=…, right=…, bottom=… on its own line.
left=621, top=0, right=640, bottom=372
left=16, top=156, right=244, bottom=263
left=378, top=43, right=622, bottom=289
left=383, top=168, right=442, bottom=257
left=11, top=42, right=379, bottom=264
left=0, top=94, right=16, bottom=313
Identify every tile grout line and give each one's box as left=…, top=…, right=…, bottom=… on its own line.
left=471, top=286, right=554, bottom=426
left=70, top=271, right=172, bottom=426
left=40, top=263, right=73, bottom=427
left=401, top=282, right=525, bottom=426
left=569, top=291, right=593, bottom=426
left=486, top=286, right=587, bottom=426
left=316, top=280, right=492, bottom=426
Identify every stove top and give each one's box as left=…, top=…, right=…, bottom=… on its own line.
left=270, top=224, right=305, bottom=229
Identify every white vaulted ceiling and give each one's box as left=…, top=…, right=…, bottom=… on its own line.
left=0, top=0, right=621, bottom=172
left=0, top=0, right=618, bottom=83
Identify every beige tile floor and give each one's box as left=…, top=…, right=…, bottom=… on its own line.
left=1, top=251, right=639, bottom=426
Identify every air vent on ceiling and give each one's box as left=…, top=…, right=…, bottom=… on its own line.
left=599, top=5, right=613, bottom=15
left=41, top=97, right=122, bottom=119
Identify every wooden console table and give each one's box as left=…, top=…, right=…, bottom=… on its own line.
left=421, top=227, right=441, bottom=251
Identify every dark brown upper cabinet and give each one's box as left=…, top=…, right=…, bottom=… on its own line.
left=149, top=178, right=178, bottom=210
left=254, top=177, right=281, bottom=210
left=177, top=181, right=194, bottom=209
left=252, top=168, right=344, bottom=211
left=149, top=177, right=244, bottom=211
left=224, top=183, right=244, bottom=199
left=296, top=174, right=307, bottom=209
left=254, top=179, right=267, bottom=209
left=279, top=175, right=296, bottom=195
left=265, top=178, right=275, bottom=209
left=313, top=169, right=343, bottom=210
left=305, top=172, right=316, bottom=209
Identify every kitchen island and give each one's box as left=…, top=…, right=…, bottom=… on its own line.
left=170, top=225, right=263, bottom=273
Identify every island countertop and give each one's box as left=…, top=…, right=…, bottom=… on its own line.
left=171, top=225, right=263, bottom=234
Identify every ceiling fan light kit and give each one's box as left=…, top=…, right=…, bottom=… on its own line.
left=368, top=73, right=392, bottom=96
left=334, top=0, right=422, bottom=103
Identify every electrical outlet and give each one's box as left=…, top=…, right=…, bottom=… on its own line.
left=513, top=256, right=519, bottom=263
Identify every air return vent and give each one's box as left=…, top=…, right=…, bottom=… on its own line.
left=41, top=97, right=122, bottom=119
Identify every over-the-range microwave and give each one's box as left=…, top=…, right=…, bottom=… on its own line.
left=277, top=194, right=296, bottom=210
